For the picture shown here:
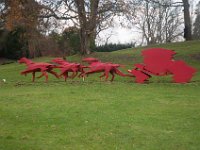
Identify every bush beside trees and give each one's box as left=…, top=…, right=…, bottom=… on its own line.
left=0, top=27, right=29, bottom=59
left=94, top=43, right=135, bottom=52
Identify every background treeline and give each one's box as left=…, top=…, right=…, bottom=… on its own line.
left=0, top=27, right=81, bottom=59
left=0, top=0, right=200, bottom=59
left=0, top=26, right=135, bottom=59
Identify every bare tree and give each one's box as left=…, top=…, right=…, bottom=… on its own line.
left=146, top=0, right=192, bottom=41
left=134, top=0, right=183, bottom=45
left=39, top=0, right=136, bottom=55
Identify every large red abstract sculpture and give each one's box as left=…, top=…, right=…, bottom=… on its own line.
left=51, top=58, right=85, bottom=81
left=18, top=57, right=59, bottom=82
left=128, top=48, right=196, bottom=83
left=82, top=57, right=126, bottom=81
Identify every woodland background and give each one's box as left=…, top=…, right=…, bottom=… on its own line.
left=0, top=0, right=200, bottom=59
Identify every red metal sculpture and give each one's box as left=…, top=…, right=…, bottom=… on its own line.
left=128, top=48, right=197, bottom=83
left=82, top=57, right=126, bottom=81
left=18, top=48, right=196, bottom=84
left=18, top=57, right=59, bottom=82
left=51, top=58, right=85, bottom=81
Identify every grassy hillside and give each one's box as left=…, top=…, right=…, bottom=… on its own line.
left=0, top=41, right=200, bottom=150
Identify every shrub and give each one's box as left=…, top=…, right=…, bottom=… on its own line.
left=94, top=42, right=135, bottom=52
left=0, top=27, right=29, bottom=59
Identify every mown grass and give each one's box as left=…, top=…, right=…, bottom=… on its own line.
left=0, top=41, right=200, bottom=150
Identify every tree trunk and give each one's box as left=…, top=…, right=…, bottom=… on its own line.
left=146, top=1, right=151, bottom=45
left=75, top=0, right=99, bottom=55
left=79, top=28, right=90, bottom=55
left=182, top=0, right=192, bottom=40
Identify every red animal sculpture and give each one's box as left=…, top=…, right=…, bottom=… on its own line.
left=82, top=57, right=126, bottom=81
left=18, top=48, right=197, bottom=84
left=128, top=48, right=197, bottom=83
left=18, top=57, right=59, bottom=82
left=51, top=58, right=86, bottom=81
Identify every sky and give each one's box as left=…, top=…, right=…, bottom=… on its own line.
left=97, top=27, right=137, bottom=45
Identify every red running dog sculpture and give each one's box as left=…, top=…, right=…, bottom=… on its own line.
left=82, top=57, right=126, bottom=81
left=51, top=58, right=86, bottom=81
left=18, top=57, right=59, bottom=82
left=128, top=48, right=197, bottom=83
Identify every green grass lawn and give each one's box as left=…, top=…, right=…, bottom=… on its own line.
left=0, top=41, right=200, bottom=150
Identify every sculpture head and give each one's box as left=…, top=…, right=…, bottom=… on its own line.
left=128, top=69, right=132, bottom=73
left=18, top=57, right=33, bottom=64
left=51, top=58, right=69, bottom=65
left=82, top=57, right=100, bottom=64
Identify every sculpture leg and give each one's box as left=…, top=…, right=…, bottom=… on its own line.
left=59, top=69, right=68, bottom=81
left=78, top=72, right=83, bottom=78
left=65, top=72, right=68, bottom=81
left=79, top=72, right=86, bottom=81
left=21, top=70, right=27, bottom=76
left=32, top=72, right=36, bottom=82
left=36, top=71, right=47, bottom=82
left=42, top=71, right=48, bottom=82
left=110, top=71, right=115, bottom=82
left=78, top=69, right=85, bottom=78
left=104, top=72, right=110, bottom=81
left=21, top=69, right=31, bottom=75
left=48, top=70, right=59, bottom=78
left=81, top=70, right=98, bottom=80
left=69, top=71, right=77, bottom=79
left=37, top=73, right=44, bottom=79
left=82, top=71, right=92, bottom=77
left=104, top=68, right=111, bottom=81
left=99, top=73, right=106, bottom=81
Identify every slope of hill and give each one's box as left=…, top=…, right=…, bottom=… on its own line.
left=0, top=41, right=200, bottom=150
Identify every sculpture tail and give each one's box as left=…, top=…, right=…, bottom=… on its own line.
left=115, top=69, right=127, bottom=77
